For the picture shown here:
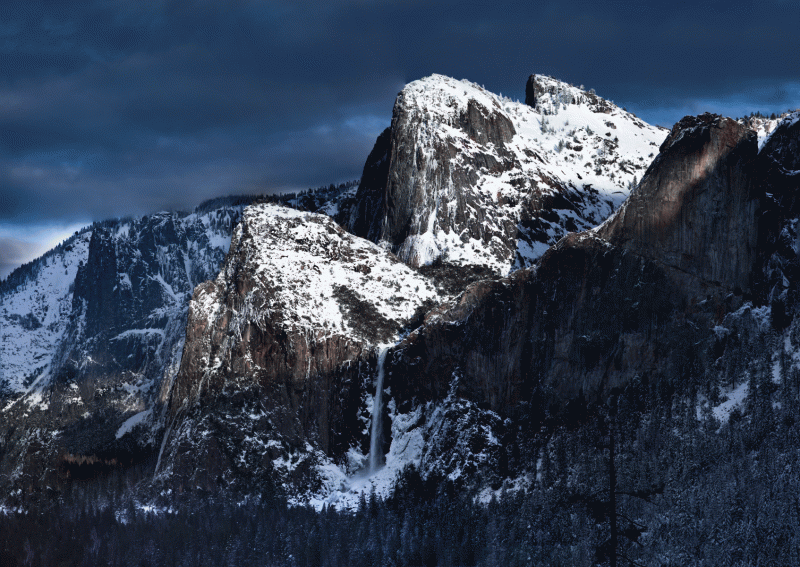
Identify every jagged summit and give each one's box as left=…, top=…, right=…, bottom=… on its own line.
left=756, top=110, right=800, bottom=159
left=738, top=110, right=799, bottom=151
left=343, top=72, right=667, bottom=275
left=525, top=74, right=624, bottom=116
left=399, top=73, right=517, bottom=127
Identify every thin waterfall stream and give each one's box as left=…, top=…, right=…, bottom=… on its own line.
left=369, top=345, right=390, bottom=473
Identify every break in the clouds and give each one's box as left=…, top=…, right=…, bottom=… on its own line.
left=1, top=0, right=799, bottom=274
left=0, top=221, right=88, bottom=280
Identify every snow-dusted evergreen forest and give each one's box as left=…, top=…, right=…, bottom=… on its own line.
left=4, top=382, right=800, bottom=566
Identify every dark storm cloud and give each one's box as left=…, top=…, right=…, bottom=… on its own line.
left=1, top=0, right=799, bottom=242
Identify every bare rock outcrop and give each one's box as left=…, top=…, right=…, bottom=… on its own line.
left=600, top=114, right=759, bottom=295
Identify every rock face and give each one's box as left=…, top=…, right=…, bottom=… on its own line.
left=62, top=210, right=239, bottom=393
left=752, top=112, right=800, bottom=322
left=388, top=232, right=708, bottom=412
left=157, top=204, right=439, bottom=493
left=380, top=112, right=800, bottom=486
left=340, top=127, right=393, bottom=241
left=525, top=74, right=613, bottom=114
left=343, top=74, right=666, bottom=275
left=600, top=114, right=760, bottom=295
left=0, top=202, right=244, bottom=495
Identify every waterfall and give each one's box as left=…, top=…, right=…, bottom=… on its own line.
left=369, top=345, right=390, bottom=473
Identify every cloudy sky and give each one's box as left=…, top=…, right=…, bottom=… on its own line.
left=1, top=0, right=799, bottom=278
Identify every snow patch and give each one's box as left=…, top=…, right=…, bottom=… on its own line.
left=712, top=382, right=749, bottom=425
left=116, top=409, right=152, bottom=439
left=213, top=203, right=439, bottom=341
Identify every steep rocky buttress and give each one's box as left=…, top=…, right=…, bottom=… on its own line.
left=341, top=74, right=666, bottom=275
left=156, top=204, right=440, bottom=494
left=600, top=114, right=760, bottom=294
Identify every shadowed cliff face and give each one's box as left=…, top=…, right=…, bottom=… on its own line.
left=0, top=207, right=241, bottom=496
left=387, top=113, right=784, bottom=420
left=751, top=114, right=800, bottom=327
left=60, top=211, right=239, bottom=391
left=388, top=234, right=708, bottom=415
left=600, top=114, right=759, bottom=295
left=342, top=127, right=392, bottom=242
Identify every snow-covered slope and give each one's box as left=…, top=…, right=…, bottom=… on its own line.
left=213, top=204, right=439, bottom=343
left=739, top=112, right=794, bottom=151
left=0, top=231, right=91, bottom=398
left=344, top=73, right=667, bottom=275
left=0, top=202, right=245, bottom=494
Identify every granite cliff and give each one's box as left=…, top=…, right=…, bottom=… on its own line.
left=341, top=74, right=665, bottom=274
left=379, top=111, right=800, bottom=487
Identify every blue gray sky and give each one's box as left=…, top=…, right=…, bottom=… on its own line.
left=2, top=0, right=799, bottom=278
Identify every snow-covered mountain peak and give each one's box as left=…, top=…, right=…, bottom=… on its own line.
left=525, top=74, right=616, bottom=114
left=398, top=74, right=509, bottom=122
left=217, top=203, right=439, bottom=341
left=345, top=72, right=668, bottom=275
left=749, top=110, right=800, bottom=151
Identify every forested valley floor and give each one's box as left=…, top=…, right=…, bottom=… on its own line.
left=3, top=372, right=799, bottom=567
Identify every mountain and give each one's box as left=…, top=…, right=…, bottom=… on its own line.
left=1, top=73, right=663, bottom=504
left=0, top=182, right=361, bottom=497
left=155, top=203, right=440, bottom=496
left=0, top=203, right=245, bottom=493
left=340, top=74, right=666, bottom=275
left=146, top=75, right=671, bottom=501
left=3, top=71, right=799, bottom=539
left=148, top=104, right=800, bottom=506
left=381, top=109, right=800, bottom=494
